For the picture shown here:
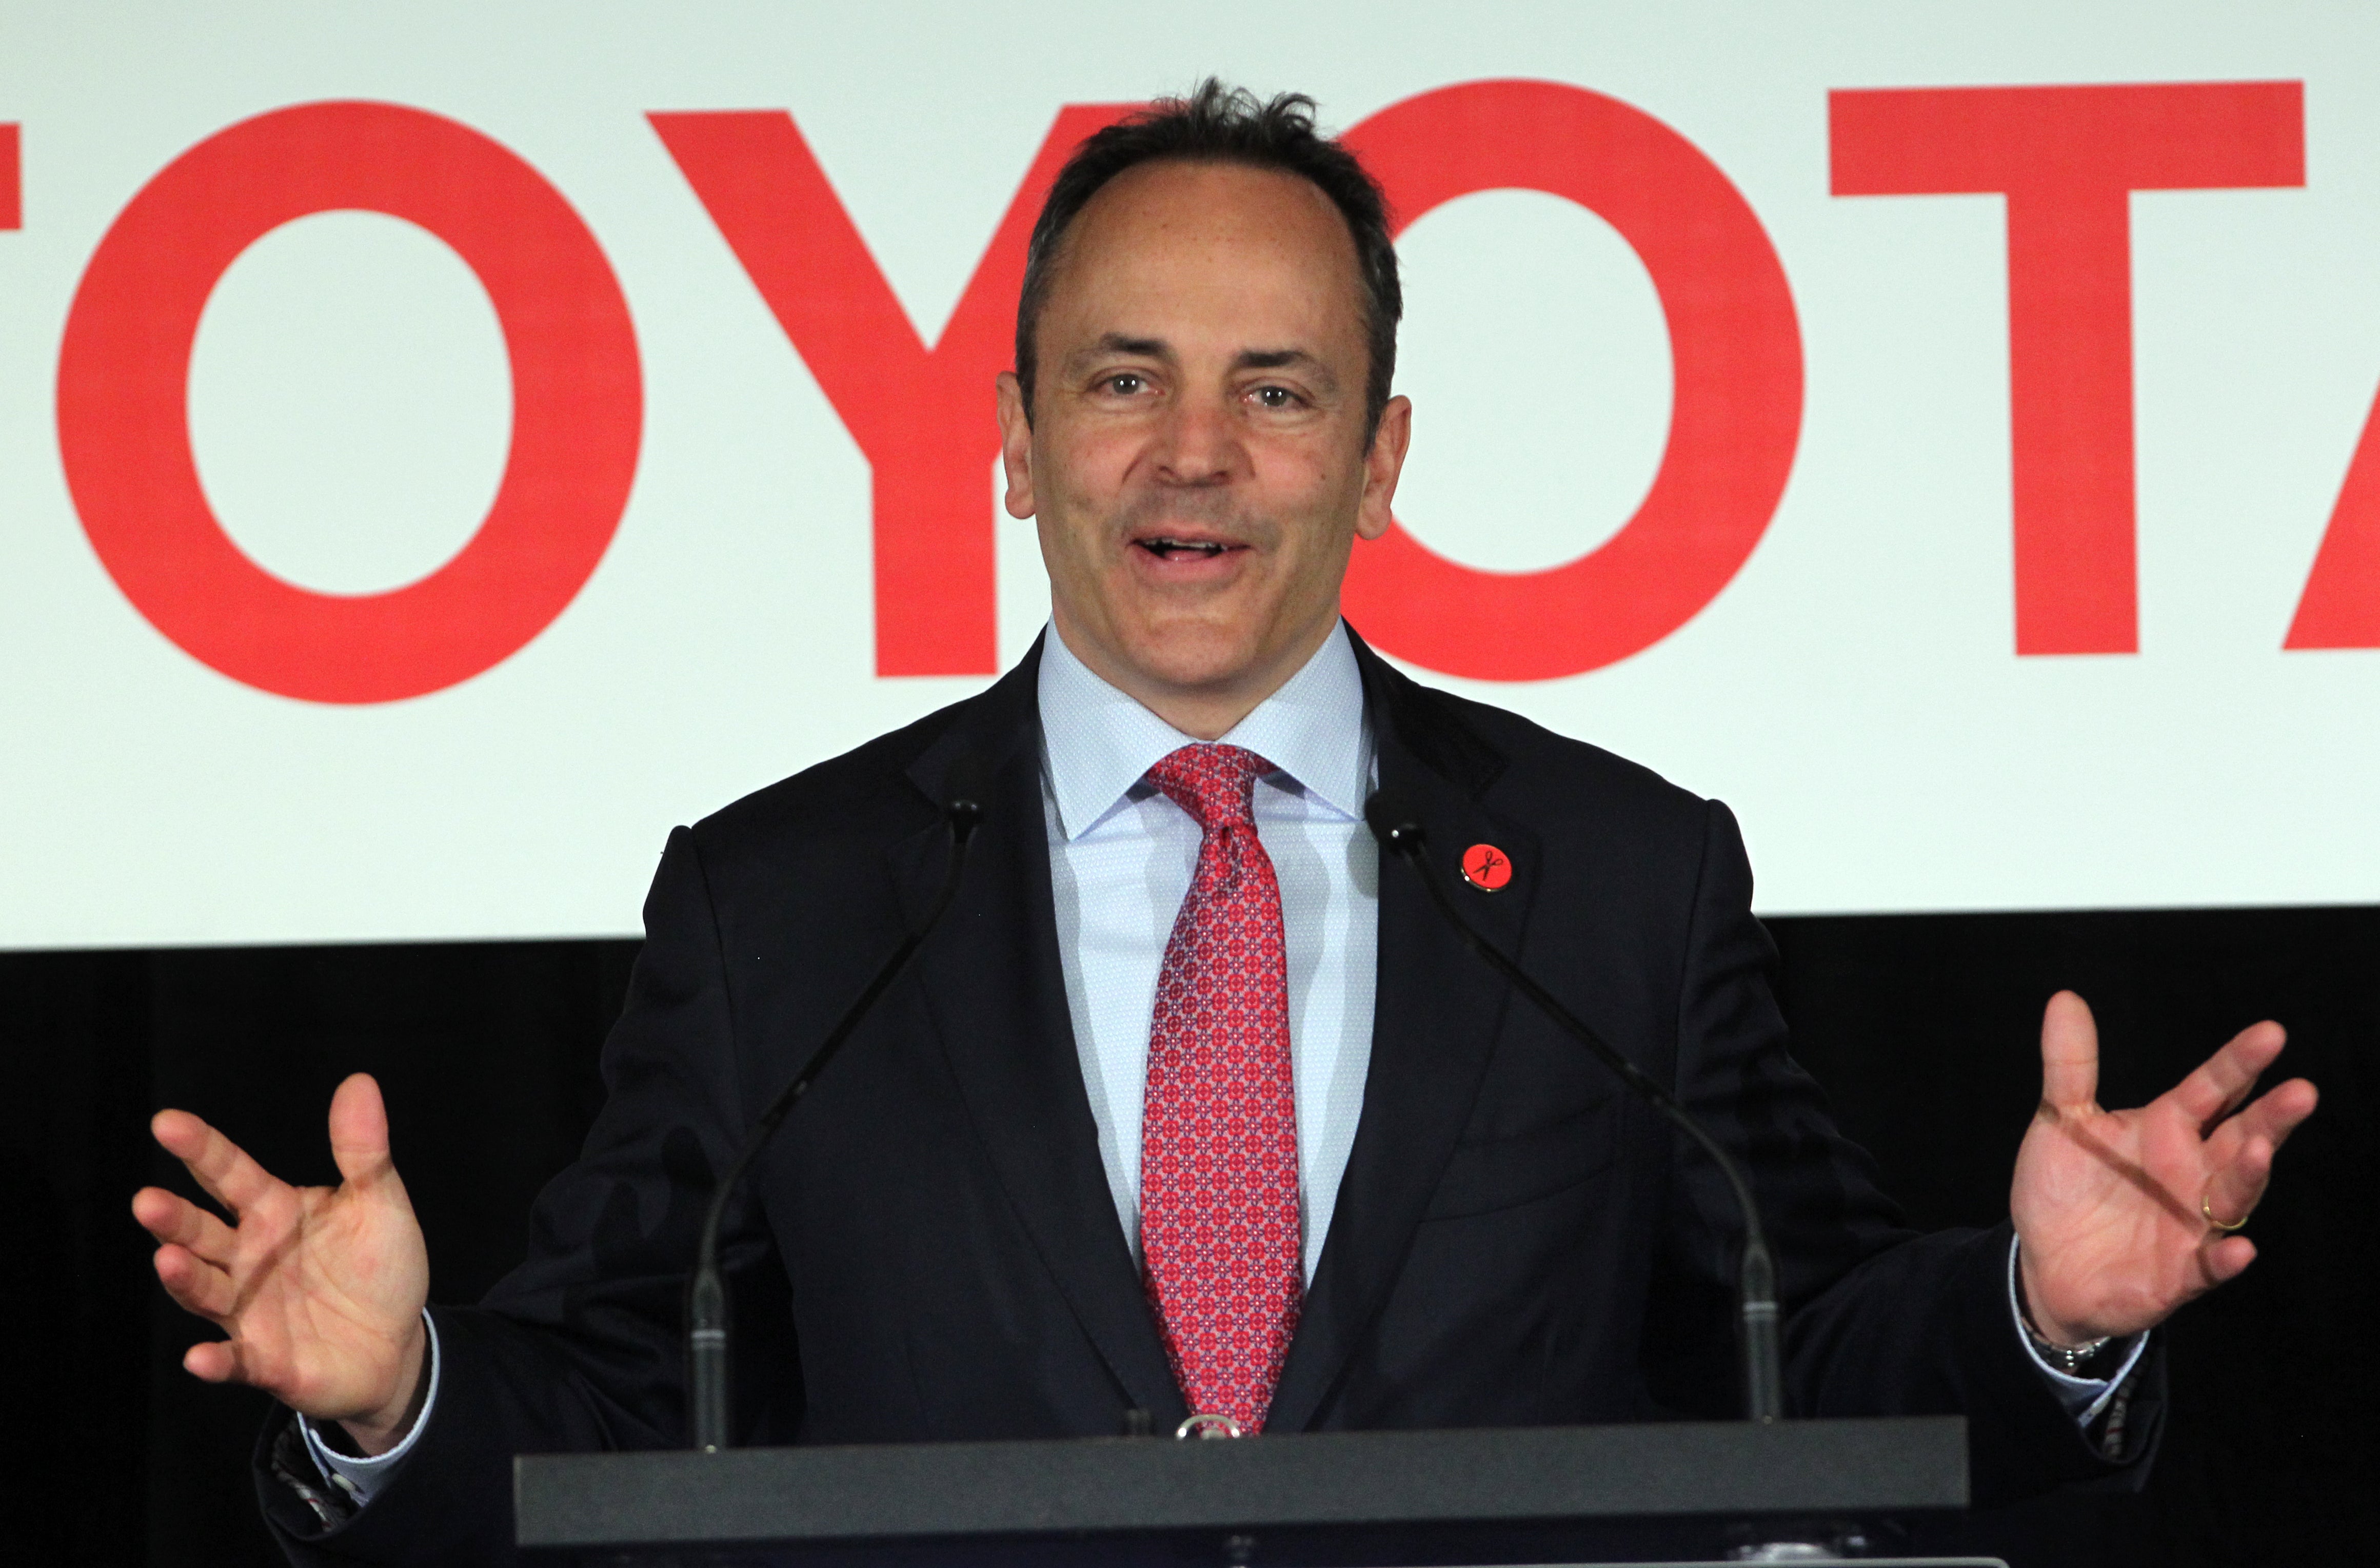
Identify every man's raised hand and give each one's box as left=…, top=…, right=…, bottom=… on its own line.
left=2010, top=991, right=2318, bottom=1348
left=132, top=1072, right=431, bottom=1455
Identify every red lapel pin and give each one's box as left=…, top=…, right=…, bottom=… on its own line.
left=1460, top=842, right=1512, bottom=892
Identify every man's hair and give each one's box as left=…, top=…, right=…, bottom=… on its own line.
left=1015, top=79, right=1402, bottom=438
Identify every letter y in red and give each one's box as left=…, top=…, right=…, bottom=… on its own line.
left=652, top=107, right=1131, bottom=676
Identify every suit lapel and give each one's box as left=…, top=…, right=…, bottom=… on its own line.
left=891, top=642, right=1186, bottom=1424
left=1266, top=634, right=1542, bottom=1433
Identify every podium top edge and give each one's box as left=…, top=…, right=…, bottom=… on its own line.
left=515, top=1416, right=1970, bottom=1551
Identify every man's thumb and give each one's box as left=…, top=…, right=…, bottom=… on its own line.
left=2039, top=990, right=2101, bottom=1114
left=327, top=1072, right=395, bottom=1187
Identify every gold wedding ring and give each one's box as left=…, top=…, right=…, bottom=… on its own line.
left=2201, top=1193, right=2249, bottom=1234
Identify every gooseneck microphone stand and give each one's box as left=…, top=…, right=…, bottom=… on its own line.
left=1364, top=794, right=1785, bottom=1424
left=687, top=767, right=987, bottom=1452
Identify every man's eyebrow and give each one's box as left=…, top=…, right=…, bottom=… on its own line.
left=1236, top=348, right=1338, bottom=392
left=1060, top=338, right=1339, bottom=393
left=1070, top=333, right=1173, bottom=366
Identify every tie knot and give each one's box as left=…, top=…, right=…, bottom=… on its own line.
left=1147, top=743, right=1272, bottom=833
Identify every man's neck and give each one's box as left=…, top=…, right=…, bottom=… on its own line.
left=1048, top=612, right=1342, bottom=741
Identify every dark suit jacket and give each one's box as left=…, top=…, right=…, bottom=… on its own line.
left=257, top=630, right=2161, bottom=1564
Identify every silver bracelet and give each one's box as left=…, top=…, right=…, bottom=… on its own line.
left=2013, top=1248, right=2113, bottom=1375
left=2020, top=1312, right=2112, bottom=1375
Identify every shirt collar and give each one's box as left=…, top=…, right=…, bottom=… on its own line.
left=1037, top=621, right=1371, bottom=840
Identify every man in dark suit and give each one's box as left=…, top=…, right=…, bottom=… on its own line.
left=134, top=83, right=2317, bottom=1566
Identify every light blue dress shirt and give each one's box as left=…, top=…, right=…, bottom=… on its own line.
left=307, top=617, right=2130, bottom=1500
left=1037, top=619, right=1377, bottom=1285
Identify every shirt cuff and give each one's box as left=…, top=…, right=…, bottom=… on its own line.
left=2006, top=1235, right=2147, bottom=1426
left=300, top=1311, right=441, bottom=1508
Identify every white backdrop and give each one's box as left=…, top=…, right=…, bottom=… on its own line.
left=3, top=1, right=2377, bottom=948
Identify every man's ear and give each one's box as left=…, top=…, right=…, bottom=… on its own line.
left=1355, top=394, right=1412, bottom=542
left=996, top=371, right=1037, bottom=519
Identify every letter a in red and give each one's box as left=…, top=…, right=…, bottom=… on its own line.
left=652, top=106, right=1131, bottom=676
left=2287, top=387, right=2380, bottom=649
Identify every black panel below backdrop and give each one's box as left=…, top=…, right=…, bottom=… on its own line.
left=1768, top=909, right=2377, bottom=1566
left=1, top=908, right=2368, bottom=1567
left=1, top=942, right=631, bottom=1568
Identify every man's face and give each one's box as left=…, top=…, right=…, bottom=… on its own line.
left=997, top=159, right=1410, bottom=730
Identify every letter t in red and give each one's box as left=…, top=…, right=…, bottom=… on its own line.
left=1831, top=84, right=2303, bottom=654
left=2, top=124, right=18, bottom=229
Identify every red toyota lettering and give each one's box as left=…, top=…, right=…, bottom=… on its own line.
left=56, top=101, right=642, bottom=704
left=650, top=106, right=1132, bottom=678
left=1341, top=79, right=1803, bottom=681
left=1831, top=82, right=2304, bottom=655
left=2287, top=383, right=2380, bottom=649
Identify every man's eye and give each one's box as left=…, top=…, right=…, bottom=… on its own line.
left=1101, top=373, right=1147, bottom=396
left=1252, top=385, right=1299, bottom=409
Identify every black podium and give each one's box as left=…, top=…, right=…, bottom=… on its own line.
left=514, top=1417, right=1995, bottom=1566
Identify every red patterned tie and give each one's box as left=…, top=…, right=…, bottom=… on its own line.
left=1139, top=742, right=1303, bottom=1433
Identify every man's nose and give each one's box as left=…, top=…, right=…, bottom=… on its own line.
left=1150, top=394, right=1244, bottom=486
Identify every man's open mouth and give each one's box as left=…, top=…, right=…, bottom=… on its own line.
left=1136, top=536, right=1233, bottom=561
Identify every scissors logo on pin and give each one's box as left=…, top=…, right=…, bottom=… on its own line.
left=1460, top=842, right=1512, bottom=892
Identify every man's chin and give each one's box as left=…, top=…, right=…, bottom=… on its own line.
left=1122, top=641, right=1264, bottom=697
left=1115, top=612, right=1335, bottom=700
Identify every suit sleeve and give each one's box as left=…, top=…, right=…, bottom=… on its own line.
left=255, top=826, right=797, bottom=1566
left=1648, top=799, right=2163, bottom=1504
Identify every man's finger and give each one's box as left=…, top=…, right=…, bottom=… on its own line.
left=131, top=1186, right=237, bottom=1264
left=183, top=1338, right=246, bottom=1385
left=2202, top=1133, right=2273, bottom=1232
left=150, top=1108, right=281, bottom=1216
left=153, top=1243, right=238, bottom=1321
left=2199, top=1233, right=2257, bottom=1286
left=2038, top=991, right=2100, bottom=1113
left=2225, top=1077, right=2320, bottom=1155
left=327, top=1072, right=396, bottom=1188
left=2167, top=1020, right=2287, bottom=1127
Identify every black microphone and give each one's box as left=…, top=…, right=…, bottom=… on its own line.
left=1363, top=791, right=1785, bottom=1423
left=687, top=754, right=989, bottom=1452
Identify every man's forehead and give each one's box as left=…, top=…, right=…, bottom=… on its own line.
left=1088, top=155, right=1343, bottom=215
left=1054, top=160, right=1361, bottom=291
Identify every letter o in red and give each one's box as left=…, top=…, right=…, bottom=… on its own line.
left=1341, top=81, right=1803, bottom=681
left=57, top=101, right=642, bottom=704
